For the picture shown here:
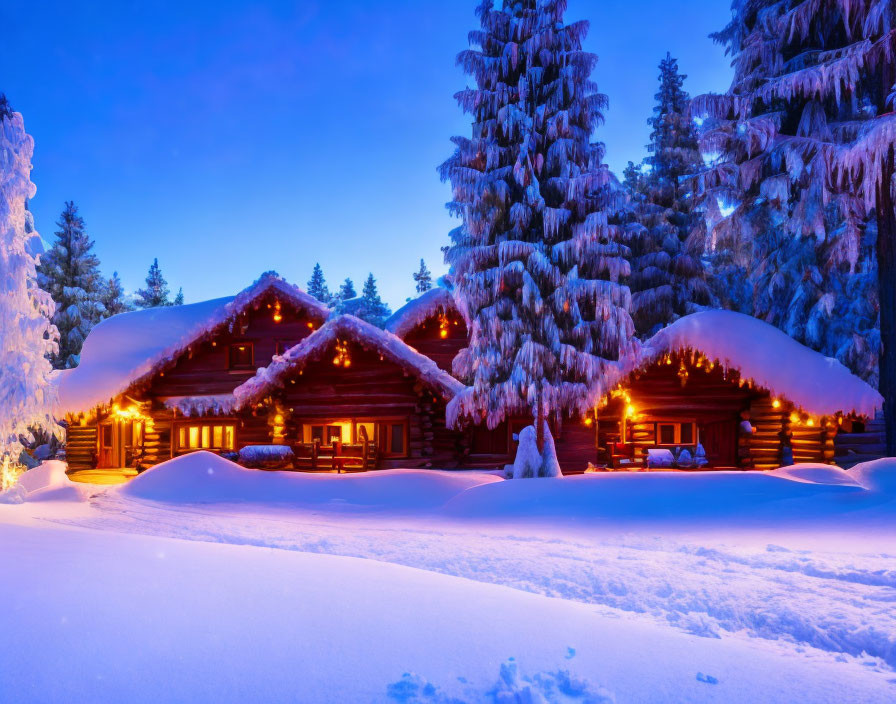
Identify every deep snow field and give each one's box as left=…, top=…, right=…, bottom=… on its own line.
left=2, top=454, right=895, bottom=703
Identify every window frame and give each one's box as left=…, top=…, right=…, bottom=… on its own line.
left=228, top=342, right=255, bottom=370
left=298, top=417, right=409, bottom=458
left=174, top=420, right=237, bottom=454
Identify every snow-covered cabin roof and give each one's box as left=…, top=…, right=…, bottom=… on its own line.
left=56, top=273, right=331, bottom=415
left=384, top=285, right=458, bottom=339
left=637, top=310, right=882, bottom=418
left=233, top=314, right=464, bottom=409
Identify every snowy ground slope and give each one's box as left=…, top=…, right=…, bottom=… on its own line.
left=0, top=522, right=894, bottom=703
left=2, top=455, right=895, bottom=702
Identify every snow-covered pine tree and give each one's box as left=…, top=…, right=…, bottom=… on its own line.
left=441, top=0, right=636, bottom=458
left=135, top=258, right=171, bottom=308
left=624, top=54, right=711, bottom=338
left=337, top=277, right=356, bottom=301
left=307, top=263, right=331, bottom=303
left=0, top=98, right=59, bottom=483
left=413, top=259, right=433, bottom=294
left=36, top=201, right=105, bottom=368
left=100, top=271, right=131, bottom=317
left=693, top=0, right=892, bottom=446
left=173, top=287, right=184, bottom=306
left=354, top=273, right=392, bottom=327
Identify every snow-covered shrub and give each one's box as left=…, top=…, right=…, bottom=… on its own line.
left=505, top=423, right=562, bottom=479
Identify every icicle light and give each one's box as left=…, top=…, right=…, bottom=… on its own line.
left=333, top=340, right=351, bottom=367
left=273, top=300, right=283, bottom=323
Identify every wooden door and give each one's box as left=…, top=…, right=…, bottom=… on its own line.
left=700, top=419, right=738, bottom=467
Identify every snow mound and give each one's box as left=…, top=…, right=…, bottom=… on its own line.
left=121, top=451, right=501, bottom=508
left=0, top=461, right=84, bottom=503
left=849, top=458, right=896, bottom=493
left=642, top=310, right=883, bottom=417
left=767, top=464, right=865, bottom=487
left=444, top=470, right=873, bottom=521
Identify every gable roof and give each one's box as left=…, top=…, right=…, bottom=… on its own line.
left=233, top=314, right=464, bottom=409
left=384, top=282, right=458, bottom=339
left=635, top=310, right=882, bottom=418
left=56, top=273, right=331, bottom=415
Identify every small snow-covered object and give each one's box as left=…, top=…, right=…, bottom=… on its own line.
left=238, top=445, right=295, bottom=470
left=696, top=672, right=719, bottom=685
left=740, top=420, right=755, bottom=434
left=506, top=422, right=562, bottom=479
left=647, top=448, right=675, bottom=468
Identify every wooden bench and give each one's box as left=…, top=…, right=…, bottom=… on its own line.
left=293, top=439, right=379, bottom=472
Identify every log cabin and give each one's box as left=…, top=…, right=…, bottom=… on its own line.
left=57, top=275, right=882, bottom=475
left=231, top=315, right=465, bottom=469
left=594, top=311, right=883, bottom=470
left=57, top=273, right=330, bottom=472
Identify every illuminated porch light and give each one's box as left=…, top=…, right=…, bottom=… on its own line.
left=772, top=398, right=781, bottom=409
left=625, top=404, right=636, bottom=418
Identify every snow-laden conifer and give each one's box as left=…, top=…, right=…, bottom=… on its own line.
left=100, top=271, right=132, bottom=317
left=693, top=0, right=893, bottom=447
left=413, top=259, right=433, bottom=294
left=37, top=201, right=105, bottom=368
left=307, top=263, right=331, bottom=303
left=624, top=54, right=711, bottom=337
left=0, top=99, right=59, bottom=481
left=441, top=0, right=636, bottom=458
left=135, top=258, right=171, bottom=308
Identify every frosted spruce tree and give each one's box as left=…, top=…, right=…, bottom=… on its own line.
left=100, top=271, right=131, bottom=317
left=135, top=258, right=171, bottom=308
left=37, top=201, right=105, bottom=368
left=0, top=97, right=59, bottom=488
left=307, top=263, right=331, bottom=303
left=337, top=277, right=356, bottom=301
left=413, top=259, right=433, bottom=294
left=441, top=0, right=636, bottom=465
left=355, top=273, right=392, bottom=327
left=624, top=54, right=711, bottom=337
left=693, top=0, right=893, bottom=447
left=173, top=287, right=184, bottom=306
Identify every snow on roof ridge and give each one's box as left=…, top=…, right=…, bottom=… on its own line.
left=56, top=273, right=330, bottom=415
left=384, top=284, right=457, bottom=339
left=234, top=314, right=464, bottom=409
left=640, top=310, right=882, bottom=418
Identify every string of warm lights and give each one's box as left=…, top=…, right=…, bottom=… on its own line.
left=333, top=340, right=352, bottom=367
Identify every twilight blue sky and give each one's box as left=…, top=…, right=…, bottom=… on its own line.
left=1, top=1, right=733, bottom=309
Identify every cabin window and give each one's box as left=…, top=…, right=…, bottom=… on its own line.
left=388, top=423, right=405, bottom=455
left=176, top=422, right=236, bottom=452
left=229, top=343, right=254, bottom=369
left=299, top=419, right=408, bottom=457
left=653, top=421, right=697, bottom=446
left=302, top=421, right=352, bottom=446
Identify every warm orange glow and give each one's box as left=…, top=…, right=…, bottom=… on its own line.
left=273, top=414, right=284, bottom=424
left=789, top=412, right=800, bottom=424
left=307, top=322, right=314, bottom=329
left=273, top=313, right=283, bottom=323
left=625, top=404, right=636, bottom=418
left=807, top=418, right=815, bottom=427
left=584, top=417, right=593, bottom=427
left=273, top=301, right=283, bottom=323
left=772, top=399, right=781, bottom=409
left=439, top=328, right=448, bottom=339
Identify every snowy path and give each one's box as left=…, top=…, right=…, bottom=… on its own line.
left=40, top=490, right=896, bottom=675
left=1, top=520, right=894, bottom=704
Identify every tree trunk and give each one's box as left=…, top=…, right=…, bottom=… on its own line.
left=535, top=392, right=545, bottom=455
left=876, top=147, right=896, bottom=456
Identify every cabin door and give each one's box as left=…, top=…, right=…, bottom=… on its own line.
left=98, top=420, right=143, bottom=469
left=700, top=419, right=738, bottom=467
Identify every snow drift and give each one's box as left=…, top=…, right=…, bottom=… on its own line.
left=0, top=460, right=82, bottom=504
left=121, top=451, right=500, bottom=508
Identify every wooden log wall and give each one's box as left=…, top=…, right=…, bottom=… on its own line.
left=144, top=294, right=317, bottom=399
left=403, top=312, right=467, bottom=375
